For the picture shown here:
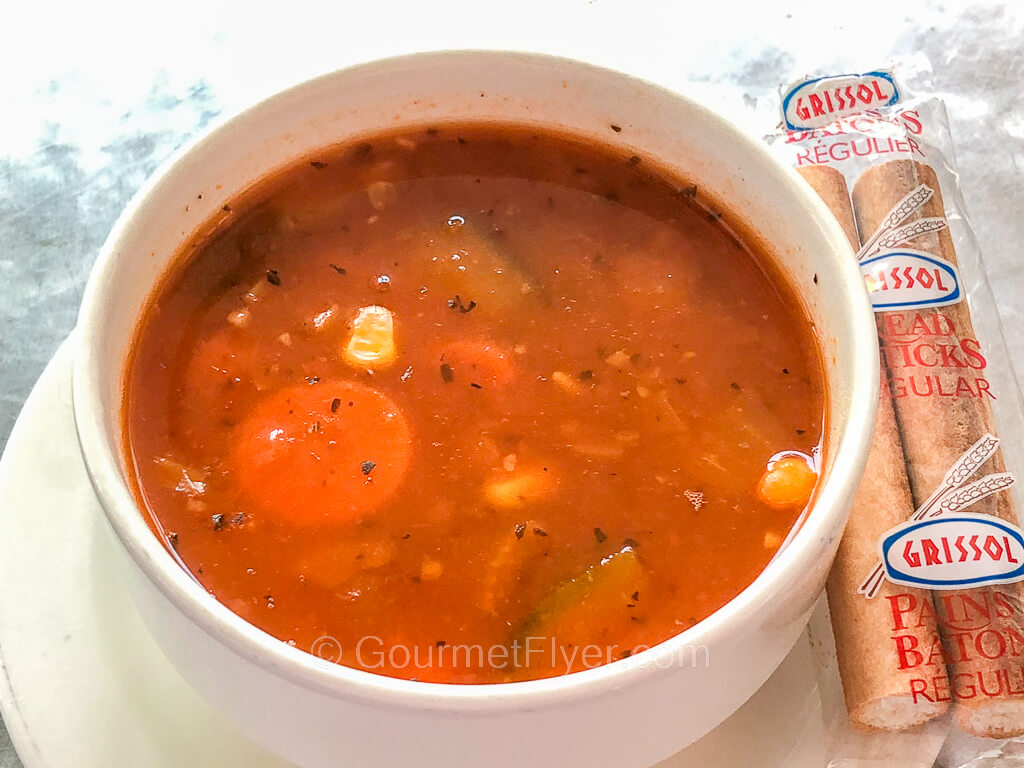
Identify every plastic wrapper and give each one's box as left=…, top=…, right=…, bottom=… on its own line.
left=765, top=59, right=1024, bottom=767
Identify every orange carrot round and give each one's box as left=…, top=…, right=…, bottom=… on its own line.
left=229, top=379, right=411, bottom=525
left=439, top=339, right=515, bottom=388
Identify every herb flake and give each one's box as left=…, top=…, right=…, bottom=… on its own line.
left=447, top=295, right=477, bottom=314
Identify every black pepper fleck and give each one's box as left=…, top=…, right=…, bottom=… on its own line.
left=361, top=460, right=376, bottom=475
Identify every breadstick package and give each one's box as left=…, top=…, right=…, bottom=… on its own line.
left=766, top=62, right=1024, bottom=765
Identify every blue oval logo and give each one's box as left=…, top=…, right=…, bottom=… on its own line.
left=782, top=71, right=900, bottom=131
left=860, top=249, right=961, bottom=311
left=881, top=514, right=1024, bottom=590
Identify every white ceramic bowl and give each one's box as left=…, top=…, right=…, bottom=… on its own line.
left=73, top=51, right=877, bottom=768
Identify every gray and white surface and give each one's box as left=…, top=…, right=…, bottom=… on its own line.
left=1, top=1, right=1022, bottom=765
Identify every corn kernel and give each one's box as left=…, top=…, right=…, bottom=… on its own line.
left=343, top=305, right=397, bottom=369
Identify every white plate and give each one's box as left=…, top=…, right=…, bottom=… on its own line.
left=0, top=334, right=836, bottom=767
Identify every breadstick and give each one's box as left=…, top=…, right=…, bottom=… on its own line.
left=799, top=165, right=949, bottom=730
left=852, top=159, right=1024, bottom=738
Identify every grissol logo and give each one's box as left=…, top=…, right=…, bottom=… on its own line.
left=860, top=249, right=961, bottom=311
left=881, top=513, right=1024, bottom=590
left=781, top=71, right=900, bottom=130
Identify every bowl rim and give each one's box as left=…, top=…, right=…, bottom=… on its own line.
left=72, top=48, right=878, bottom=713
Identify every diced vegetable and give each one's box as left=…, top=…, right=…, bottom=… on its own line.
left=757, top=454, right=817, bottom=510
left=484, top=467, right=555, bottom=508
left=512, top=546, right=647, bottom=665
left=343, top=305, right=397, bottom=369
left=439, top=340, right=514, bottom=388
left=431, top=217, right=542, bottom=315
left=152, top=456, right=208, bottom=496
left=420, top=557, right=444, bottom=581
left=479, top=520, right=548, bottom=614
left=300, top=536, right=398, bottom=590
left=366, top=180, right=398, bottom=211
left=550, top=370, right=582, bottom=395
left=604, top=349, right=631, bottom=369
left=570, top=441, right=624, bottom=459
left=306, top=304, right=340, bottom=333
left=226, top=308, right=251, bottom=328
left=652, top=390, right=686, bottom=433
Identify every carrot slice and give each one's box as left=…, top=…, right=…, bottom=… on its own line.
left=439, top=339, right=515, bottom=388
left=228, top=379, right=411, bottom=525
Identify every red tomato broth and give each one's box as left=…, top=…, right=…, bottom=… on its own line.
left=124, top=124, right=825, bottom=684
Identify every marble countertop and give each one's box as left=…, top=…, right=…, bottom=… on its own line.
left=1, top=0, right=1022, bottom=765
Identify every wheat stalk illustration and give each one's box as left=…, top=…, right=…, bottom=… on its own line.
left=858, top=433, right=1014, bottom=598
left=873, top=217, right=948, bottom=252
left=857, top=184, right=947, bottom=261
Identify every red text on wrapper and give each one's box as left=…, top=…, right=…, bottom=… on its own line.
left=886, top=590, right=1024, bottom=704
